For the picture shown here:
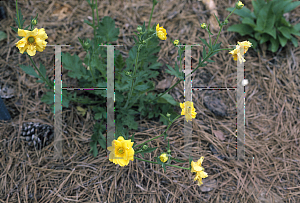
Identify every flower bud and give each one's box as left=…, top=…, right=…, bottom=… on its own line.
left=201, top=23, right=207, bottom=29
left=173, top=40, right=179, bottom=46
left=83, top=41, right=91, bottom=50
left=31, top=19, right=37, bottom=26
left=159, top=153, right=168, bottom=163
left=142, top=145, right=148, bottom=150
left=137, top=26, right=142, bottom=32
left=236, top=1, right=244, bottom=10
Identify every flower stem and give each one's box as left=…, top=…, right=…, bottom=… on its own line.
left=147, top=1, right=156, bottom=30
left=214, top=8, right=236, bottom=46
left=133, top=115, right=180, bottom=149
left=28, top=55, right=54, bottom=89
left=135, top=157, right=189, bottom=170
left=92, top=0, right=96, bottom=37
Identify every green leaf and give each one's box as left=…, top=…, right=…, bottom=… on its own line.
left=278, top=26, right=292, bottom=39
left=272, top=1, right=290, bottom=14
left=157, top=94, right=179, bottom=106
left=269, top=37, right=279, bottom=52
left=248, top=38, right=257, bottom=49
left=39, top=62, right=47, bottom=80
left=252, top=0, right=266, bottom=17
left=289, top=27, right=300, bottom=36
left=255, top=3, right=276, bottom=33
left=0, top=31, right=7, bottom=42
left=227, top=24, right=254, bottom=36
left=19, top=65, right=40, bottom=78
left=294, top=23, right=300, bottom=31
left=40, top=91, right=54, bottom=105
left=10, top=26, right=18, bottom=34
left=242, top=17, right=256, bottom=28
left=290, top=36, right=298, bottom=47
left=284, top=1, right=300, bottom=13
left=260, top=33, right=270, bottom=44
left=212, top=42, right=221, bottom=51
left=84, top=19, right=94, bottom=27
left=96, top=16, right=119, bottom=43
left=62, top=52, right=87, bottom=80
left=226, top=7, right=255, bottom=19
left=265, top=27, right=276, bottom=39
left=199, top=37, right=211, bottom=49
left=278, top=34, right=288, bottom=47
left=165, top=64, right=184, bottom=80
left=202, top=46, right=206, bottom=58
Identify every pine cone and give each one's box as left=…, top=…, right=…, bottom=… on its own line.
left=21, top=122, right=54, bottom=150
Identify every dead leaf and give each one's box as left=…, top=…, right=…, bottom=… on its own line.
left=51, top=3, right=72, bottom=21
left=213, top=130, right=225, bottom=141
left=155, top=77, right=172, bottom=90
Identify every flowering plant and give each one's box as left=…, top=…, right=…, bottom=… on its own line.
left=12, top=0, right=251, bottom=186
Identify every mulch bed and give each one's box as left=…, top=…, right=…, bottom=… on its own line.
left=0, top=0, right=300, bottom=202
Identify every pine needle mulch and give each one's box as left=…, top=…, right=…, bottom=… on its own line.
left=0, top=0, right=299, bottom=202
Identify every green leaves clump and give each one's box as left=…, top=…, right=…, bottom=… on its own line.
left=226, top=0, right=300, bottom=52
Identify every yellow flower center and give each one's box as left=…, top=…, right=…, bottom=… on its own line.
left=118, top=147, right=124, bottom=154
left=28, top=37, right=35, bottom=43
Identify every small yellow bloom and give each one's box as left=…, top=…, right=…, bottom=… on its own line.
left=159, top=153, right=168, bottom=163
left=201, top=23, right=207, bottom=29
left=191, top=156, right=208, bottom=186
left=15, top=28, right=48, bottom=56
left=180, top=101, right=197, bottom=122
left=229, top=45, right=245, bottom=64
left=174, top=40, right=179, bottom=46
left=238, top=41, right=252, bottom=54
left=107, top=136, right=135, bottom=167
left=236, top=1, right=244, bottom=9
left=156, top=23, right=167, bottom=40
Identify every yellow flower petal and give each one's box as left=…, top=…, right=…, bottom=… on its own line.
left=108, top=136, right=135, bottom=167
left=15, top=28, right=48, bottom=56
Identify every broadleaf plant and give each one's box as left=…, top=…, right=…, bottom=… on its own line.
left=226, top=0, right=300, bottom=52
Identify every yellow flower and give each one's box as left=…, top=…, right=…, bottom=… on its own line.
left=15, top=28, right=48, bottom=56
left=174, top=40, right=179, bottom=46
left=107, top=136, right=135, bottom=167
left=156, top=23, right=167, bottom=40
left=201, top=23, right=207, bottom=29
left=159, top=153, right=168, bottom=163
left=191, top=156, right=208, bottom=186
left=236, top=1, right=244, bottom=9
left=180, top=101, right=197, bottom=122
left=229, top=45, right=245, bottom=64
left=238, top=40, right=252, bottom=54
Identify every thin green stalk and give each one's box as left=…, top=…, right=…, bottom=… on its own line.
left=95, top=0, right=99, bottom=25
left=92, top=0, right=95, bottom=37
left=28, top=55, right=54, bottom=89
left=214, top=8, right=236, bottom=46
left=124, top=45, right=142, bottom=109
left=147, top=1, right=155, bottom=30
left=88, top=51, right=97, bottom=86
left=135, top=157, right=189, bottom=170
left=133, top=115, right=180, bottom=149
